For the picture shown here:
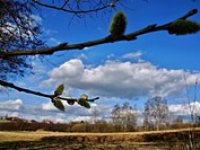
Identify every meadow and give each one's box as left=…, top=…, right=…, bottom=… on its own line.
left=0, top=128, right=200, bottom=150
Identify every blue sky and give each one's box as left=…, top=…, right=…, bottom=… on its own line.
left=0, top=0, right=200, bottom=123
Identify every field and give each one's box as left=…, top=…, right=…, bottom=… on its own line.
left=0, top=128, right=200, bottom=150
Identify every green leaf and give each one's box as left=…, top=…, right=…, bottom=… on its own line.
left=54, top=84, right=64, bottom=96
left=168, top=19, right=200, bottom=35
left=78, top=97, right=90, bottom=109
left=109, top=11, right=127, bottom=37
left=52, top=98, right=65, bottom=111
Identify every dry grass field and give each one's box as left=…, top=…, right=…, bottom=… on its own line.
left=0, top=127, right=200, bottom=142
left=0, top=128, right=200, bottom=149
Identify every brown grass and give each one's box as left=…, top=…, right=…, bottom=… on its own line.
left=1, top=129, right=200, bottom=150
left=0, top=127, right=200, bottom=142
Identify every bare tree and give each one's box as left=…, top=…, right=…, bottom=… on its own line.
left=172, top=116, right=184, bottom=129
left=91, top=107, right=100, bottom=124
left=143, top=96, right=169, bottom=130
left=0, top=0, right=44, bottom=80
left=111, top=102, right=137, bottom=131
left=111, top=104, right=121, bottom=125
left=143, top=100, right=152, bottom=130
left=182, top=76, right=200, bottom=150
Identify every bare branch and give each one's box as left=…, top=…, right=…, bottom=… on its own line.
left=0, top=79, right=52, bottom=98
left=0, top=9, right=198, bottom=57
left=32, top=0, right=118, bottom=14
left=0, top=79, right=99, bottom=102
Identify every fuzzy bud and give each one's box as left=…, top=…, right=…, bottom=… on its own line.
left=168, top=19, right=200, bottom=35
left=109, top=11, right=127, bottom=37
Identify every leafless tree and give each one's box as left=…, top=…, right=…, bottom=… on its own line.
left=111, top=102, right=137, bottom=131
left=91, top=107, right=100, bottom=124
left=143, top=96, right=169, bottom=130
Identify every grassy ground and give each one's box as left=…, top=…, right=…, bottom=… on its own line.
left=0, top=127, right=200, bottom=142
left=0, top=119, right=10, bottom=123
left=0, top=128, right=200, bottom=149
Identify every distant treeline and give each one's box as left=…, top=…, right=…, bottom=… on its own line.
left=0, top=121, right=199, bottom=133
left=0, top=121, right=135, bottom=132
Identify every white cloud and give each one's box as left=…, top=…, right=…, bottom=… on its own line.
left=0, top=99, right=23, bottom=110
left=41, top=102, right=56, bottom=111
left=83, top=47, right=89, bottom=50
left=2, top=14, right=42, bottom=40
left=1, top=98, right=200, bottom=124
left=48, top=37, right=61, bottom=45
left=0, top=85, right=4, bottom=91
left=30, top=15, right=42, bottom=24
left=72, top=116, right=91, bottom=122
left=122, top=51, right=143, bottom=59
left=42, top=57, right=200, bottom=99
left=10, top=112, right=20, bottom=117
left=0, top=98, right=112, bottom=123
left=169, top=101, right=200, bottom=115
left=77, top=53, right=88, bottom=60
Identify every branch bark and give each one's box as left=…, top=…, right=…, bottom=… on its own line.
left=0, top=79, right=99, bottom=102
left=0, top=9, right=198, bottom=57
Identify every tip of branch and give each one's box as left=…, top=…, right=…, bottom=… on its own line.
left=88, top=97, right=100, bottom=102
left=92, top=97, right=100, bottom=101
left=190, top=9, right=198, bottom=14
left=179, top=9, right=198, bottom=20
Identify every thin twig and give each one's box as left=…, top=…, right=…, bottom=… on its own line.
left=32, top=0, right=116, bottom=14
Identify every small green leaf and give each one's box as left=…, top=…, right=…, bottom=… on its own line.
left=109, top=11, right=127, bottom=37
left=168, top=19, right=200, bottom=35
left=78, top=98, right=90, bottom=109
left=54, top=84, right=64, bottom=96
left=52, top=98, right=65, bottom=111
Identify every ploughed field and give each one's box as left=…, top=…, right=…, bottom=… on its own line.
left=0, top=128, right=200, bottom=150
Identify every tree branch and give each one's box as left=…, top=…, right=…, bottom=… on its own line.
left=0, top=79, right=99, bottom=102
left=32, top=0, right=118, bottom=14
left=0, top=9, right=198, bottom=57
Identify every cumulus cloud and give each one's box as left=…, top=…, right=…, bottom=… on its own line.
left=0, top=99, right=23, bottom=110
left=0, top=99, right=112, bottom=123
left=1, top=98, right=199, bottom=124
left=42, top=57, right=200, bottom=99
left=40, top=100, right=112, bottom=121
left=169, top=101, right=200, bottom=116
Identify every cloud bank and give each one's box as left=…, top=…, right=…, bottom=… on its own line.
left=0, top=99, right=111, bottom=123
left=1, top=99, right=200, bottom=123
left=42, top=55, right=200, bottom=99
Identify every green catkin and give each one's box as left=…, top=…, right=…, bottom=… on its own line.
left=109, top=11, right=127, bottom=37
left=168, top=19, right=200, bottom=35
